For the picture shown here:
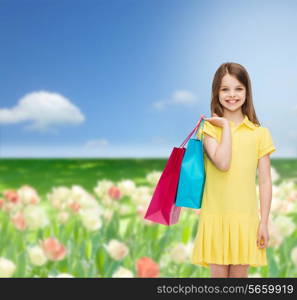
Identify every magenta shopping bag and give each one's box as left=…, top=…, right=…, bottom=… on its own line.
left=144, top=114, right=205, bottom=226
left=144, top=147, right=184, bottom=225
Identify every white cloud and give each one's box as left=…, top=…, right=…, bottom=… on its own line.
left=152, top=100, right=168, bottom=111
left=0, top=90, right=85, bottom=133
left=171, top=90, right=196, bottom=104
left=84, top=139, right=109, bottom=148
left=152, top=89, right=198, bottom=110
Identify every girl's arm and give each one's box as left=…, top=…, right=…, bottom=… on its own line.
left=203, top=120, right=232, bottom=171
left=258, top=154, right=273, bottom=224
left=256, top=154, right=272, bottom=248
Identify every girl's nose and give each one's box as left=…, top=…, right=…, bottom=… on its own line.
left=229, top=90, right=236, bottom=97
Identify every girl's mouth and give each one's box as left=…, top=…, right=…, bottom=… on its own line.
left=226, top=100, right=239, bottom=104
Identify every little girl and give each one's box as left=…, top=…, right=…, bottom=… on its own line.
left=191, top=62, right=276, bottom=278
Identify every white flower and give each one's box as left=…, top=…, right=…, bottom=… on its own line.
left=93, top=180, right=113, bottom=198
left=47, top=186, right=71, bottom=210
left=270, top=167, right=279, bottom=183
left=23, top=205, right=49, bottom=230
left=70, top=185, right=89, bottom=201
left=159, top=252, right=172, bottom=268
left=169, top=243, right=192, bottom=264
left=130, top=186, right=152, bottom=206
left=100, top=195, right=113, bottom=206
left=268, top=220, right=284, bottom=248
left=290, top=246, right=297, bottom=268
left=119, top=204, right=131, bottom=215
left=274, top=215, right=296, bottom=237
left=117, top=180, right=136, bottom=196
left=104, top=239, right=129, bottom=261
left=287, top=189, right=297, bottom=202
left=102, top=209, right=113, bottom=221
left=112, top=266, right=133, bottom=278
left=79, top=209, right=102, bottom=231
left=78, top=194, right=103, bottom=212
left=55, top=273, right=74, bottom=278
left=272, top=185, right=282, bottom=198
left=271, top=197, right=294, bottom=215
left=0, top=257, right=16, bottom=278
left=17, top=185, right=40, bottom=205
left=27, top=246, right=47, bottom=266
left=49, top=273, right=74, bottom=278
left=146, top=171, right=162, bottom=186
left=279, top=180, right=297, bottom=199
left=57, top=211, right=70, bottom=224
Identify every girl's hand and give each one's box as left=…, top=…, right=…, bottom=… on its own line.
left=204, top=113, right=229, bottom=128
left=257, top=222, right=269, bottom=249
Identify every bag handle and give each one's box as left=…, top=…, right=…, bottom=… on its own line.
left=179, top=114, right=206, bottom=148
left=195, top=119, right=206, bottom=143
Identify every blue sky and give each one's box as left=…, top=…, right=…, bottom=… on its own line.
left=0, top=0, right=296, bottom=158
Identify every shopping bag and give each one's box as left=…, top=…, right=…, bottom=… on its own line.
left=175, top=118, right=206, bottom=209
left=143, top=147, right=184, bottom=226
left=144, top=114, right=205, bottom=225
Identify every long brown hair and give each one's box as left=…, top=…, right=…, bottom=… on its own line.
left=211, top=62, right=261, bottom=126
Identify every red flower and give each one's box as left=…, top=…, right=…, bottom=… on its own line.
left=108, top=186, right=121, bottom=199
left=136, top=257, right=160, bottom=278
left=11, top=211, right=27, bottom=231
left=41, top=237, right=67, bottom=261
left=69, top=201, right=81, bottom=213
left=4, top=190, right=19, bottom=203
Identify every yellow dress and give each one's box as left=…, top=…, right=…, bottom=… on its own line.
left=191, top=114, right=276, bottom=267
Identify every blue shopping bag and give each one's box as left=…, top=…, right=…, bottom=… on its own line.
left=175, top=118, right=206, bottom=209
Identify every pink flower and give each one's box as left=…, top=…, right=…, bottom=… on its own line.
left=11, top=211, right=27, bottom=231
left=108, top=186, right=121, bottom=199
left=136, top=257, right=160, bottom=278
left=30, top=196, right=39, bottom=205
left=137, top=206, right=155, bottom=226
left=136, top=205, right=146, bottom=218
left=40, top=237, right=67, bottom=261
left=0, top=198, right=5, bottom=209
left=288, top=191, right=297, bottom=202
left=4, top=190, right=19, bottom=203
left=17, top=185, right=40, bottom=205
left=69, top=201, right=81, bottom=213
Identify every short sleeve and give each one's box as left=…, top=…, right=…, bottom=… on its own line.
left=196, top=120, right=217, bottom=141
left=258, top=127, right=276, bottom=159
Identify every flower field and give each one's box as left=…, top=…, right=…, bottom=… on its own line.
left=0, top=158, right=297, bottom=278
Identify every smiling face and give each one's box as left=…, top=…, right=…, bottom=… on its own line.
left=218, top=73, right=246, bottom=112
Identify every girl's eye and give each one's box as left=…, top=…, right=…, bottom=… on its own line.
left=221, top=88, right=243, bottom=91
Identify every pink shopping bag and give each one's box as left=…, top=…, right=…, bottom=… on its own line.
left=144, top=114, right=205, bottom=226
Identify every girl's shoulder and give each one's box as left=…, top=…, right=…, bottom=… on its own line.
left=203, top=120, right=221, bottom=132
left=253, top=124, right=273, bottom=136
left=197, top=120, right=218, bottom=140
left=254, top=125, right=276, bottom=157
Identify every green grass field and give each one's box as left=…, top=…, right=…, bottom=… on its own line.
left=1, top=158, right=297, bottom=198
